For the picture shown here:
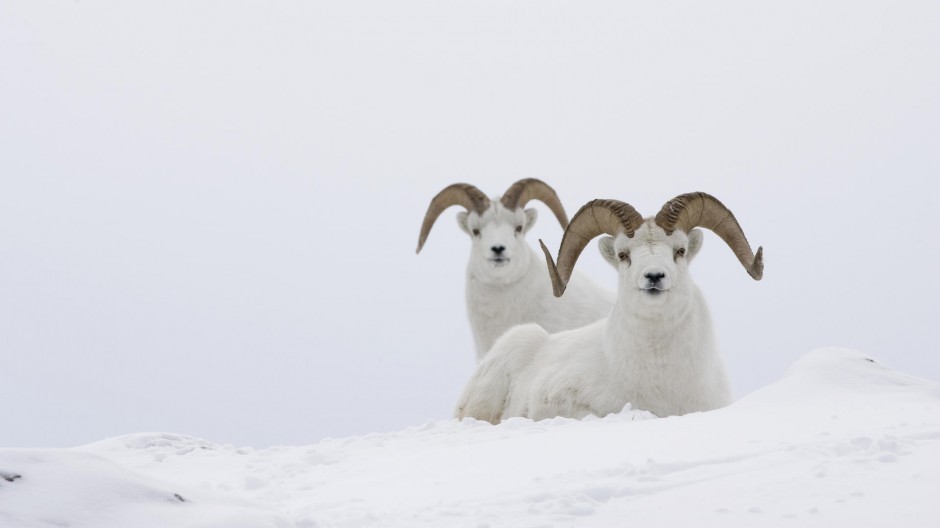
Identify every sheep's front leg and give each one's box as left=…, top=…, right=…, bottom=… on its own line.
left=455, top=323, right=547, bottom=423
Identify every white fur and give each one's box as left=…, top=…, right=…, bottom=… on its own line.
left=455, top=219, right=733, bottom=422
left=455, top=201, right=614, bottom=361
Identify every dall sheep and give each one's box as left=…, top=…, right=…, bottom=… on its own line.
left=417, top=179, right=614, bottom=361
left=455, top=192, right=763, bottom=421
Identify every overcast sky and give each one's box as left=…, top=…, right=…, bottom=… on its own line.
left=2, top=1, right=938, bottom=448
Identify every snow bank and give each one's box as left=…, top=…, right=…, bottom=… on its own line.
left=0, top=447, right=289, bottom=528
left=2, top=348, right=939, bottom=527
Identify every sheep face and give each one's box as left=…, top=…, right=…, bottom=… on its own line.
left=598, top=221, right=704, bottom=310
left=457, top=203, right=538, bottom=284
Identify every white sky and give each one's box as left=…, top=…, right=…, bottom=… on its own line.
left=1, top=0, right=938, bottom=448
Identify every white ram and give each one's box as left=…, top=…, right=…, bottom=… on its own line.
left=455, top=192, right=763, bottom=420
left=417, top=179, right=614, bottom=361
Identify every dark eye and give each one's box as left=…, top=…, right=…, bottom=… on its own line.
left=618, top=251, right=630, bottom=263
left=472, top=229, right=480, bottom=237
left=515, top=225, right=523, bottom=234
left=675, top=247, right=686, bottom=260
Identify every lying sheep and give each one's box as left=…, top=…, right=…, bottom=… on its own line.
left=417, top=179, right=614, bottom=361
left=455, top=192, right=763, bottom=421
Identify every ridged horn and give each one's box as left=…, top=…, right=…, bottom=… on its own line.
left=654, top=192, right=763, bottom=280
left=416, top=183, right=491, bottom=253
left=540, top=199, right=644, bottom=297
left=500, top=178, right=569, bottom=228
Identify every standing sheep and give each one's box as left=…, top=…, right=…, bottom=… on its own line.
left=417, top=179, right=614, bottom=361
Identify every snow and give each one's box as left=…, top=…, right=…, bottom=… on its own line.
left=1, top=3, right=936, bottom=524
left=2, top=348, right=938, bottom=527
left=0, top=449, right=289, bottom=527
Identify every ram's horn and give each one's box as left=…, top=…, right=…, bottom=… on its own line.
left=416, top=183, right=491, bottom=253
left=654, top=192, right=763, bottom=280
left=500, top=178, right=569, bottom=228
left=540, top=199, right=644, bottom=297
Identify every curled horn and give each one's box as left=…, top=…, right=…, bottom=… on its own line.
left=500, top=178, right=569, bottom=228
left=416, top=183, right=491, bottom=253
left=654, top=192, right=764, bottom=280
left=539, top=199, right=644, bottom=297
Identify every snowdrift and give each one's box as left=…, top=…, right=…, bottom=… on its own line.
left=2, top=348, right=939, bottom=527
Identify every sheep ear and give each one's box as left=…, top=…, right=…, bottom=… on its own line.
left=687, top=229, right=704, bottom=261
left=456, top=211, right=471, bottom=235
left=523, top=208, right=538, bottom=233
left=598, top=236, right=619, bottom=268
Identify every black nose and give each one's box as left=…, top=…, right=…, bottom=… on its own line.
left=491, top=245, right=506, bottom=255
left=645, top=272, right=665, bottom=284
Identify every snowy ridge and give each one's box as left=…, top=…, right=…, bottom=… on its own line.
left=0, top=448, right=290, bottom=528
left=2, top=348, right=939, bottom=527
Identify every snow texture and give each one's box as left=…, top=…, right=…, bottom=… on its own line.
left=2, top=348, right=938, bottom=527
